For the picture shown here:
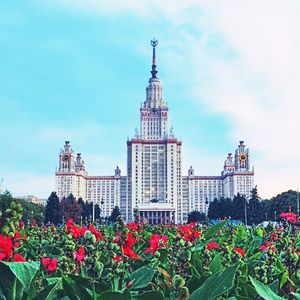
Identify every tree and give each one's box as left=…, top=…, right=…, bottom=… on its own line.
left=260, top=190, right=299, bottom=221
left=18, top=199, right=44, bottom=224
left=94, top=203, right=100, bottom=222
left=44, top=192, right=62, bottom=225
left=0, top=190, right=13, bottom=212
left=208, top=198, right=220, bottom=219
left=231, top=193, right=246, bottom=221
left=82, top=200, right=91, bottom=222
left=248, top=186, right=262, bottom=224
left=61, top=194, right=82, bottom=224
left=187, top=210, right=206, bottom=223
left=108, top=206, right=121, bottom=223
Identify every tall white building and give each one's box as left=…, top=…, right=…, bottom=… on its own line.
left=55, top=40, right=254, bottom=224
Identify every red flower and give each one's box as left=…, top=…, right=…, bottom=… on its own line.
left=177, top=223, right=201, bottom=243
left=206, top=241, right=220, bottom=251
left=13, top=231, right=23, bottom=248
left=122, top=233, right=141, bottom=260
left=75, top=245, right=85, bottom=262
left=112, top=256, right=122, bottom=262
left=89, top=224, right=103, bottom=241
left=18, top=221, right=25, bottom=230
left=233, top=247, right=245, bottom=257
left=0, top=235, right=13, bottom=261
left=280, top=212, right=298, bottom=223
left=13, top=253, right=26, bottom=262
left=42, top=257, right=58, bottom=272
left=145, top=234, right=168, bottom=254
left=127, top=222, right=138, bottom=231
left=260, top=241, right=276, bottom=252
left=271, top=233, right=278, bottom=241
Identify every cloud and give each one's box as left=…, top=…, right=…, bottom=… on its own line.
left=43, top=0, right=300, bottom=198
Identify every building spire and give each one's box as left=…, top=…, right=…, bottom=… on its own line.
left=150, top=38, right=158, bottom=78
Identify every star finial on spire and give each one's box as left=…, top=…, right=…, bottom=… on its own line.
left=150, top=38, right=158, bottom=78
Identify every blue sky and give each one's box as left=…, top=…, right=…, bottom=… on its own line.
left=1, top=1, right=299, bottom=199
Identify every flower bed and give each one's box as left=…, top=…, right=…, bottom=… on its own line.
left=0, top=216, right=299, bottom=299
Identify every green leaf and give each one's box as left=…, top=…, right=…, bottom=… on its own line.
left=248, top=236, right=264, bottom=253
left=194, top=240, right=210, bottom=252
left=210, top=254, right=223, bottom=274
left=256, top=227, right=263, bottom=237
left=137, top=290, right=164, bottom=300
left=249, top=276, right=285, bottom=300
left=234, top=225, right=246, bottom=242
left=275, top=258, right=286, bottom=273
left=189, top=263, right=239, bottom=300
left=205, top=220, right=228, bottom=239
left=128, top=266, right=155, bottom=290
left=280, top=270, right=288, bottom=289
left=44, top=277, right=62, bottom=286
left=34, top=279, right=62, bottom=300
left=61, top=276, right=93, bottom=300
left=98, top=289, right=131, bottom=300
left=191, top=251, right=203, bottom=276
left=187, top=275, right=202, bottom=294
left=2, top=261, right=40, bottom=291
left=0, top=263, right=24, bottom=300
left=268, top=279, right=279, bottom=294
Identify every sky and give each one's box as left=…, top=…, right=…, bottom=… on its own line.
left=0, top=0, right=299, bottom=199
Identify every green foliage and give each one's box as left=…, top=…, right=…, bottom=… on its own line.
left=108, top=206, right=121, bottom=223
left=44, top=192, right=61, bottom=225
left=187, top=210, right=206, bottom=223
left=205, top=220, right=228, bottom=239
left=189, top=264, right=239, bottom=300
left=0, top=192, right=23, bottom=234
left=250, top=276, right=285, bottom=300
left=60, top=194, right=83, bottom=224
left=0, top=191, right=44, bottom=228
left=128, top=266, right=155, bottom=290
left=207, top=188, right=300, bottom=224
left=0, top=215, right=299, bottom=299
left=0, top=261, right=40, bottom=299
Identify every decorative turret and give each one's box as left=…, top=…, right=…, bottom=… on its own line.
left=234, top=141, right=250, bottom=171
left=223, top=153, right=234, bottom=174
left=144, top=39, right=165, bottom=109
left=58, top=141, right=75, bottom=173
left=75, top=153, right=86, bottom=173
left=115, top=166, right=121, bottom=177
left=188, top=166, right=195, bottom=177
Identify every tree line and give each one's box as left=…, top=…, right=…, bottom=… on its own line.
left=0, top=191, right=45, bottom=224
left=44, top=192, right=121, bottom=225
left=189, top=187, right=299, bottom=225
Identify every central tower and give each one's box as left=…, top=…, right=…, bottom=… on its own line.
left=127, top=39, right=183, bottom=224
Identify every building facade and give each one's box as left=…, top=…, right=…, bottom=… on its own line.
left=55, top=40, right=254, bottom=224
